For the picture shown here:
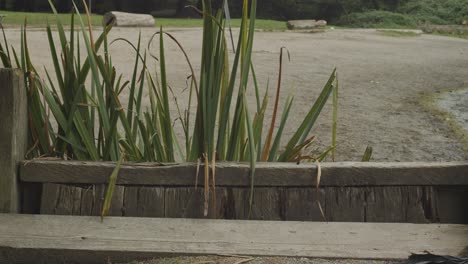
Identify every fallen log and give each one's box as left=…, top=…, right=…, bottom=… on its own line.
left=103, top=11, right=155, bottom=27
left=287, top=19, right=327, bottom=30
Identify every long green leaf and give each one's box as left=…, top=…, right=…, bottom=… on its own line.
left=101, top=153, right=125, bottom=220
left=279, top=69, right=336, bottom=161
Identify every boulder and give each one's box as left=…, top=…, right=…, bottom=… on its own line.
left=287, top=20, right=327, bottom=30
left=103, top=11, right=155, bottom=27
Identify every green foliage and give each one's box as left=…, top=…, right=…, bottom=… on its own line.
left=2, top=0, right=468, bottom=26
left=398, top=0, right=468, bottom=24
left=338, top=10, right=417, bottom=28
left=4, top=0, right=338, bottom=216
left=0, top=10, right=103, bottom=26
left=337, top=0, right=468, bottom=28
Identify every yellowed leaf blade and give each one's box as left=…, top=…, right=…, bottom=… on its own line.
left=101, top=153, right=125, bottom=221
left=315, top=160, right=327, bottom=221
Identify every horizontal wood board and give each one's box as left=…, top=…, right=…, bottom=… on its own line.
left=39, top=183, right=468, bottom=223
left=20, top=161, right=468, bottom=186
left=0, top=214, right=467, bottom=264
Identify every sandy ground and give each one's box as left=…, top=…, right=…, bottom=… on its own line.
left=4, top=27, right=468, bottom=161
left=123, top=256, right=399, bottom=264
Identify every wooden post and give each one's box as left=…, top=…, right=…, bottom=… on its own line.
left=0, top=68, right=27, bottom=213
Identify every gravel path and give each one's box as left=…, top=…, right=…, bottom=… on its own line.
left=4, top=27, right=467, bottom=161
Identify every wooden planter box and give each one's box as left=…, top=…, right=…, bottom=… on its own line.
left=19, top=161, right=468, bottom=223
left=1, top=69, right=467, bottom=224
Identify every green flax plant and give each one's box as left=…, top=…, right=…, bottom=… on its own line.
left=2, top=0, right=339, bottom=217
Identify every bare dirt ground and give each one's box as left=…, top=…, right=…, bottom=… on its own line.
left=123, top=256, right=399, bottom=264
left=4, top=27, right=468, bottom=161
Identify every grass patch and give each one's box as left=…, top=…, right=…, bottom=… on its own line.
left=0, top=10, right=288, bottom=30
left=420, top=87, right=468, bottom=153
left=157, top=18, right=287, bottom=30
left=0, top=10, right=103, bottom=26
left=377, top=30, right=420, bottom=37
left=420, top=25, right=468, bottom=40
left=430, top=32, right=468, bottom=40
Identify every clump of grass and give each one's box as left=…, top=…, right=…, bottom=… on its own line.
left=420, top=24, right=468, bottom=40
left=1, top=0, right=338, bottom=218
left=0, top=10, right=103, bottom=27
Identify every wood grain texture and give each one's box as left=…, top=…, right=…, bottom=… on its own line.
left=249, top=188, right=284, bottom=221
left=136, top=187, right=164, bottom=217
left=40, top=183, right=61, bottom=215
left=0, top=69, right=27, bottom=213
left=123, top=186, right=139, bottom=217
left=0, top=214, right=467, bottom=264
left=20, top=161, right=468, bottom=186
left=325, top=187, right=366, bottom=222
left=284, top=188, right=326, bottom=221
left=366, top=187, right=406, bottom=222
left=80, top=186, right=95, bottom=216
left=37, top=183, right=467, bottom=223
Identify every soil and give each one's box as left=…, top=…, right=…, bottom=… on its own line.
left=122, top=256, right=399, bottom=264
left=3, top=27, right=467, bottom=161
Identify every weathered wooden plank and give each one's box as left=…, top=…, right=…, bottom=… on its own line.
left=325, top=187, right=366, bottom=222
left=365, top=186, right=431, bottom=223
left=284, top=188, right=326, bottom=221
left=109, top=185, right=124, bottom=216
left=164, top=187, right=228, bottom=219
left=80, top=185, right=94, bottom=216
left=20, top=161, right=468, bottom=186
left=0, top=69, right=27, bottom=213
left=436, top=187, right=468, bottom=224
left=55, top=185, right=82, bottom=215
left=249, top=188, right=284, bottom=221
left=226, top=188, right=284, bottom=220
left=0, top=214, right=467, bottom=264
left=225, top=188, right=249, bottom=219
left=404, top=186, right=429, bottom=223
left=91, top=185, right=105, bottom=216
left=136, top=187, right=164, bottom=217
left=40, top=183, right=61, bottom=215
left=123, top=186, right=139, bottom=216
left=366, top=187, right=406, bottom=222
left=165, top=187, right=204, bottom=218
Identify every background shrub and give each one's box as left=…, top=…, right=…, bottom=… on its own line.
left=1, top=0, right=468, bottom=27
left=337, top=10, right=417, bottom=28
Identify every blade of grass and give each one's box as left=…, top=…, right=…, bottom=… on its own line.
left=362, top=146, right=373, bottom=161
left=268, top=95, right=294, bottom=161
left=278, top=69, right=336, bottom=162
left=101, top=153, right=125, bottom=221
left=261, top=47, right=288, bottom=161
left=331, top=75, right=338, bottom=161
